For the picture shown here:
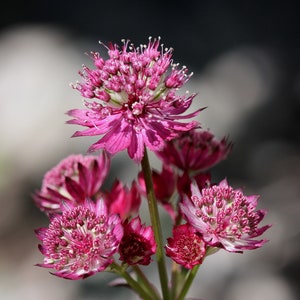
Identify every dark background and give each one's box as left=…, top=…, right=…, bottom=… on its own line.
left=0, top=1, right=299, bottom=299
left=2, top=1, right=300, bottom=68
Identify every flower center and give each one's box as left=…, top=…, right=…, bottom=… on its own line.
left=43, top=207, right=116, bottom=273
left=131, top=101, right=144, bottom=115
left=119, top=232, right=151, bottom=265
left=194, top=186, right=255, bottom=240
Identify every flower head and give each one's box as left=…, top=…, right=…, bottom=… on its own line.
left=180, top=179, right=271, bottom=252
left=68, top=37, right=201, bottom=162
left=35, top=199, right=123, bottom=279
left=118, top=216, right=156, bottom=265
left=34, top=153, right=110, bottom=213
left=157, top=129, right=232, bottom=172
left=105, top=180, right=141, bottom=221
left=165, top=224, right=206, bottom=269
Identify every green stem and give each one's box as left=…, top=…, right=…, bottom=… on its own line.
left=111, top=262, right=152, bottom=300
left=141, top=148, right=170, bottom=300
left=132, top=265, right=161, bottom=300
left=170, top=262, right=180, bottom=299
left=176, top=265, right=200, bottom=300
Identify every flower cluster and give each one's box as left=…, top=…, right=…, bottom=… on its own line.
left=156, top=129, right=232, bottom=172
left=119, top=216, right=156, bottom=265
left=34, top=152, right=157, bottom=279
left=180, top=179, right=271, bottom=253
left=35, top=199, right=123, bottom=279
left=165, top=224, right=206, bottom=269
left=33, top=37, right=270, bottom=300
left=67, top=37, right=202, bottom=162
left=33, top=153, right=110, bottom=213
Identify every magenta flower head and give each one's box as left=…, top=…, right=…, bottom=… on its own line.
left=165, top=224, right=206, bottom=269
left=34, top=152, right=110, bottom=213
left=105, top=180, right=141, bottom=221
left=180, top=179, right=271, bottom=252
left=67, top=37, right=201, bottom=162
left=118, top=216, right=156, bottom=265
left=35, top=199, right=123, bottom=279
left=157, top=129, right=232, bottom=172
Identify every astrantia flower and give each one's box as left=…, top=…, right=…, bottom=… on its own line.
left=157, top=129, right=232, bottom=172
left=67, top=37, right=201, bottom=162
left=35, top=199, right=123, bottom=279
left=180, top=179, right=271, bottom=252
left=34, top=152, right=110, bottom=213
left=165, top=224, right=206, bottom=269
left=105, top=180, right=141, bottom=221
left=118, top=216, right=156, bottom=265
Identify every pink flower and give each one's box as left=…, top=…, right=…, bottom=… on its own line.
left=180, top=179, right=271, bottom=252
left=118, top=216, right=156, bottom=265
left=35, top=199, right=123, bottom=279
left=165, top=224, right=206, bottom=269
left=105, top=180, right=141, bottom=221
left=34, top=152, right=110, bottom=213
left=156, top=129, right=232, bottom=172
left=67, top=37, right=201, bottom=162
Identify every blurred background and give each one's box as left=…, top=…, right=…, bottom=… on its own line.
left=0, top=1, right=299, bottom=299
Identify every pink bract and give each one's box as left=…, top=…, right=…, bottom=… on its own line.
left=105, top=180, right=141, bottom=221
left=35, top=199, right=123, bottom=279
left=67, top=37, right=202, bottom=162
left=118, top=216, right=156, bottom=265
left=180, top=179, right=271, bottom=252
left=156, top=129, right=232, bottom=172
left=165, top=224, right=206, bottom=269
left=177, top=171, right=211, bottom=199
left=34, top=152, right=110, bottom=213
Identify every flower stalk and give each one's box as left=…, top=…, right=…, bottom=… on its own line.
left=176, top=265, right=200, bottom=300
left=132, top=265, right=161, bottom=300
left=111, top=262, right=153, bottom=300
left=170, top=262, right=180, bottom=299
left=141, top=147, right=170, bottom=300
